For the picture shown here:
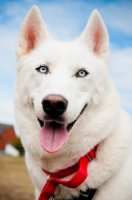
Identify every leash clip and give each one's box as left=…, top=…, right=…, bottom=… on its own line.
left=49, top=195, right=55, bottom=200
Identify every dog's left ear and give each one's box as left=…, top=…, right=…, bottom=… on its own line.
left=79, top=10, right=109, bottom=62
left=16, top=5, right=52, bottom=57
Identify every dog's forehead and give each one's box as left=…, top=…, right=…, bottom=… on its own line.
left=36, top=40, right=94, bottom=64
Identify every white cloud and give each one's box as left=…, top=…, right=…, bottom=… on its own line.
left=0, top=97, right=14, bottom=123
left=109, top=46, right=132, bottom=113
left=0, top=96, right=20, bottom=135
left=99, top=1, right=132, bottom=35
left=109, top=46, right=132, bottom=90
left=0, top=25, right=17, bottom=75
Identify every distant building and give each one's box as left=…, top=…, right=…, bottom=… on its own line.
left=0, top=123, right=19, bottom=156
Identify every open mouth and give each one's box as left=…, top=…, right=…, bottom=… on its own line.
left=37, top=104, right=87, bottom=154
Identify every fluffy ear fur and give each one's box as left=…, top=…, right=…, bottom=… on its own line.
left=79, top=10, right=110, bottom=62
left=16, top=5, right=51, bottom=57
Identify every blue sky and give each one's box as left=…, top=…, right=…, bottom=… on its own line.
left=0, top=0, right=132, bottom=134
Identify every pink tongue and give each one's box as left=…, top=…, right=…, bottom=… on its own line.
left=39, top=122, right=68, bottom=153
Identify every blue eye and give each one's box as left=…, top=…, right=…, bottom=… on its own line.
left=36, top=65, right=49, bottom=74
left=76, top=69, right=88, bottom=77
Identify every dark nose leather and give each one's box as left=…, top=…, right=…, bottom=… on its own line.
left=42, top=95, right=68, bottom=118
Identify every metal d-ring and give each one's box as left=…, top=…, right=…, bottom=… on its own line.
left=54, top=185, right=60, bottom=197
left=47, top=174, right=51, bottom=181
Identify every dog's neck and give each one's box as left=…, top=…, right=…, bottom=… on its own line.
left=39, top=141, right=97, bottom=173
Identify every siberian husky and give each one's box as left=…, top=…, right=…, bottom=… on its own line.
left=15, top=5, right=132, bottom=200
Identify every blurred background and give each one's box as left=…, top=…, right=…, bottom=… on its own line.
left=0, top=0, right=132, bottom=199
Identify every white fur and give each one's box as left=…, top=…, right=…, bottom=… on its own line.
left=15, top=5, right=132, bottom=200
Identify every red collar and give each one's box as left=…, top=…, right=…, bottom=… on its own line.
left=39, top=147, right=97, bottom=200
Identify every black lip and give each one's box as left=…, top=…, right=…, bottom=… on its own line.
left=66, top=120, right=76, bottom=132
left=66, top=103, right=87, bottom=132
left=37, top=118, right=44, bottom=127
left=37, top=104, right=87, bottom=132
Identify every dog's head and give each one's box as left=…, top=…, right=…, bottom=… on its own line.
left=15, top=6, right=113, bottom=154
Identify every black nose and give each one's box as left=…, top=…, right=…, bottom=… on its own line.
left=42, top=95, right=68, bottom=118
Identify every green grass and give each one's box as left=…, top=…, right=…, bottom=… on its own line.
left=0, top=155, right=34, bottom=200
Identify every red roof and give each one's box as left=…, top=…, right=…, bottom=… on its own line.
left=0, top=123, right=18, bottom=150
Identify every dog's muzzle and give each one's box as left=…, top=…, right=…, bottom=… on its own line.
left=37, top=95, right=87, bottom=153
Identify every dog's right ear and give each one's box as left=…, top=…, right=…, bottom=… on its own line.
left=16, top=5, right=52, bottom=57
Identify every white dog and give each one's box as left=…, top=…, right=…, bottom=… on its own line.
left=15, top=5, right=132, bottom=200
